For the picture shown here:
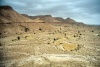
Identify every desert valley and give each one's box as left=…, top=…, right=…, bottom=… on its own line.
left=0, top=5, right=100, bottom=67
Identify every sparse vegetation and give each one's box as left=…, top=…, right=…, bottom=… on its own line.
left=25, top=27, right=29, bottom=32
left=4, top=31, right=6, bottom=33
left=0, top=43, right=2, bottom=46
left=78, top=30, right=80, bottom=33
left=17, top=36, right=20, bottom=40
left=91, top=30, right=94, bottom=32
left=0, top=32, right=2, bottom=35
left=39, top=28, right=42, bottom=31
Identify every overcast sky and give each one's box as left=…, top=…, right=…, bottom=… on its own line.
left=0, top=0, right=100, bottom=25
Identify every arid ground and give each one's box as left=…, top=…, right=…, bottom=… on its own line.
left=0, top=5, right=100, bottom=67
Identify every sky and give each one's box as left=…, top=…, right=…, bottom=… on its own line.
left=0, top=0, right=100, bottom=25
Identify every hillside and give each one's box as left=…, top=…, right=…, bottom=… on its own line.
left=0, top=5, right=34, bottom=23
left=0, top=5, right=54, bottom=36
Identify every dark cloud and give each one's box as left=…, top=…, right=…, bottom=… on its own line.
left=1, top=0, right=100, bottom=25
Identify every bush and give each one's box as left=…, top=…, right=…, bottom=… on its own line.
left=78, top=31, right=80, bottom=33
left=39, top=28, right=42, bottom=31
left=91, top=30, right=94, bottom=32
left=17, top=36, right=20, bottom=40
left=0, top=33, right=1, bottom=35
left=0, top=43, right=2, bottom=46
left=25, top=28, right=29, bottom=32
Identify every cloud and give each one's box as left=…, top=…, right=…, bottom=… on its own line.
left=1, top=0, right=100, bottom=25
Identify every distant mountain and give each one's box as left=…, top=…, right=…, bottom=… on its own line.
left=0, top=5, right=34, bottom=23
left=64, top=18, right=84, bottom=25
left=22, top=15, right=61, bottom=23
left=22, top=14, right=84, bottom=25
left=0, top=5, right=84, bottom=25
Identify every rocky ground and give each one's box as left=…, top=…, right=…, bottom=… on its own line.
left=0, top=24, right=100, bottom=67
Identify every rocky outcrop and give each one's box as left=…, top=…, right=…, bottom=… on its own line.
left=65, top=18, right=84, bottom=25
left=55, top=17, right=65, bottom=22
left=0, top=5, right=13, bottom=10
left=65, top=18, right=76, bottom=23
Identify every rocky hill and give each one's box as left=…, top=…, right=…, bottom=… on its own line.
left=0, top=5, right=84, bottom=36
left=22, top=15, right=61, bottom=23
left=0, top=5, right=54, bottom=36
left=64, top=18, right=84, bottom=25
left=55, top=17, right=65, bottom=22
left=0, top=5, right=34, bottom=23
left=22, top=14, right=84, bottom=25
left=65, top=18, right=76, bottom=23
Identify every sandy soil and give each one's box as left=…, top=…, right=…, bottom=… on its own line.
left=0, top=24, right=100, bottom=67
